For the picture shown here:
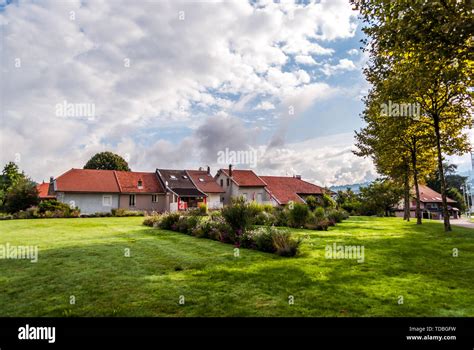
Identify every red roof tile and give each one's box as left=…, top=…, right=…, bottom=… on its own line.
left=417, top=185, right=456, bottom=203
left=36, top=182, right=55, bottom=199
left=260, top=176, right=325, bottom=205
left=55, top=169, right=164, bottom=193
left=55, top=169, right=121, bottom=193
left=115, top=171, right=164, bottom=193
left=187, top=170, right=224, bottom=193
left=219, top=169, right=266, bottom=187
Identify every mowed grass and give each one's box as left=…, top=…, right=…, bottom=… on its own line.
left=0, top=216, right=472, bottom=317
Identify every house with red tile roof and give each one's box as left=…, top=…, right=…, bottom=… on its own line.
left=36, top=181, right=56, bottom=200
left=260, top=175, right=326, bottom=206
left=52, top=168, right=165, bottom=214
left=186, top=167, right=225, bottom=209
left=155, top=168, right=207, bottom=211
left=394, top=184, right=458, bottom=219
left=215, top=165, right=270, bottom=205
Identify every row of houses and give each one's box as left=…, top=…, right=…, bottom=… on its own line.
left=36, top=165, right=328, bottom=214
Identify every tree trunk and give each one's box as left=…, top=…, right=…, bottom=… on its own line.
left=433, top=115, right=451, bottom=232
left=403, top=162, right=411, bottom=221
left=411, top=144, right=422, bottom=225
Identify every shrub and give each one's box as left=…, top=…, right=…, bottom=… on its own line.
left=287, top=202, right=309, bottom=228
left=37, top=200, right=80, bottom=218
left=176, top=215, right=200, bottom=234
left=3, top=178, right=39, bottom=214
left=254, top=210, right=277, bottom=226
left=12, top=208, right=36, bottom=219
left=221, top=197, right=256, bottom=233
left=322, top=193, right=336, bottom=209
left=198, top=203, right=208, bottom=215
left=326, top=209, right=347, bottom=223
left=158, top=212, right=181, bottom=230
left=274, top=206, right=289, bottom=226
left=305, top=209, right=330, bottom=230
left=187, top=204, right=208, bottom=216
left=250, top=227, right=276, bottom=253
left=113, top=208, right=144, bottom=217
left=0, top=214, right=13, bottom=220
left=246, top=226, right=302, bottom=256
left=314, top=207, right=326, bottom=220
left=143, top=215, right=161, bottom=227
left=209, top=210, right=223, bottom=222
left=272, top=230, right=302, bottom=257
left=305, top=195, right=319, bottom=211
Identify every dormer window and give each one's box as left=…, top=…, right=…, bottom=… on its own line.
left=170, top=175, right=177, bottom=180
left=137, top=180, right=143, bottom=189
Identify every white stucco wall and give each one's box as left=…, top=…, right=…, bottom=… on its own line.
left=57, top=192, right=119, bottom=214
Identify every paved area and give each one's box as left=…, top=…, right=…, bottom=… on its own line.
left=451, top=217, right=474, bottom=230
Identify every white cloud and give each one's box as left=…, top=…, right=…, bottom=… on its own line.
left=0, top=0, right=359, bottom=181
left=347, top=48, right=359, bottom=56
left=257, top=132, right=377, bottom=186
left=255, top=101, right=276, bottom=110
left=321, top=58, right=357, bottom=76
left=294, top=55, right=318, bottom=65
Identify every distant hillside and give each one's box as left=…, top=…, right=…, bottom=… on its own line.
left=330, top=181, right=372, bottom=194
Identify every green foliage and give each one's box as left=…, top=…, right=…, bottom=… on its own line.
left=246, top=226, right=301, bottom=256
left=0, top=162, right=26, bottom=209
left=83, top=151, right=131, bottom=171
left=287, top=202, right=309, bottom=228
left=187, top=204, right=207, bottom=216
left=221, top=196, right=256, bottom=233
left=305, top=195, right=319, bottom=211
left=353, top=0, right=472, bottom=232
left=3, top=178, right=39, bottom=214
left=143, top=215, right=161, bottom=227
left=326, top=209, right=348, bottom=224
left=112, top=208, right=144, bottom=217
left=271, top=230, right=302, bottom=257
left=314, top=207, right=326, bottom=220
left=322, top=193, right=336, bottom=209
left=37, top=199, right=80, bottom=218
left=358, top=180, right=403, bottom=217
left=157, top=212, right=181, bottom=230
left=447, top=188, right=467, bottom=213
left=273, top=206, right=289, bottom=226
left=254, top=210, right=277, bottom=226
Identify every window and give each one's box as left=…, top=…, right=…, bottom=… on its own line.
left=152, top=195, right=158, bottom=203
left=129, top=194, right=136, bottom=207
left=182, top=175, right=188, bottom=179
left=221, top=197, right=224, bottom=202
left=103, top=195, right=112, bottom=206
left=257, top=193, right=262, bottom=203
left=137, top=180, right=143, bottom=189
left=199, top=178, right=204, bottom=182
left=170, top=175, right=177, bottom=180
left=226, top=178, right=230, bottom=186
left=220, top=179, right=224, bottom=187
left=242, top=193, right=248, bottom=201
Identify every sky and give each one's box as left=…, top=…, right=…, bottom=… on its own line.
left=1, top=0, right=472, bottom=187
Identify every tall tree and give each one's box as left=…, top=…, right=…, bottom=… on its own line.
left=353, top=0, right=473, bottom=231
left=84, top=152, right=131, bottom=171
left=0, top=162, right=26, bottom=209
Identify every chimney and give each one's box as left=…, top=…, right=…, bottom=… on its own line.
left=49, top=176, right=54, bottom=183
left=294, top=175, right=301, bottom=180
left=228, top=164, right=233, bottom=177
left=207, top=166, right=210, bottom=174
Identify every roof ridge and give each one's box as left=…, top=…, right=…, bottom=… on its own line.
left=113, top=171, right=122, bottom=192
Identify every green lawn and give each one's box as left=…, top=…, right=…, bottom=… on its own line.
left=0, top=216, right=472, bottom=317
